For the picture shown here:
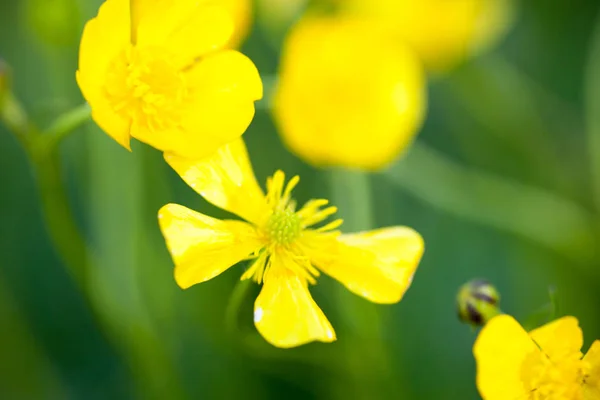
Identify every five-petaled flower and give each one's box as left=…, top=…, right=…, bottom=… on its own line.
left=77, top=0, right=262, bottom=159
left=474, top=315, right=600, bottom=400
left=158, top=139, right=424, bottom=348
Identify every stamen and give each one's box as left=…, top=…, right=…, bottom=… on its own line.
left=257, top=172, right=341, bottom=286
left=266, top=170, right=286, bottom=207
left=301, top=206, right=338, bottom=227
left=282, top=175, right=300, bottom=200
left=316, top=218, right=344, bottom=232
left=105, top=46, right=187, bottom=132
left=241, top=251, right=268, bottom=281
left=296, top=199, right=329, bottom=219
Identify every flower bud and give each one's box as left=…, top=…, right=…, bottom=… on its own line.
left=457, top=279, right=501, bottom=327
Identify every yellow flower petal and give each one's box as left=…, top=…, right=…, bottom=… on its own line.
left=584, top=341, right=600, bottom=397
left=179, top=50, right=262, bottom=143
left=164, top=139, right=268, bottom=225
left=158, top=203, right=263, bottom=289
left=529, top=316, right=584, bottom=361
left=273, top=16, right=426, bottom=170
left=134, top=1, right=233, bottom=67
left=311, top=227, right=424, bottom=304
left=473, top=315, right=538, bottom=400
left=186, top=50, right=263, bottom=101
left=221, top=0, right=253, bottom=48
left=134, top=51, right=262, bottom=159
left=130, top=124, right=225, bottom=161
left=254, top=269, right=336, bottom=348
left=77, top=0, right=131, bottom=149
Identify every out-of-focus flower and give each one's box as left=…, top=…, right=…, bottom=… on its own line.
left=256, top=0, right=307, bottom=44
left=474, top=315, right=600, bottom=400
left=273, top=17, right=426, bottom=170
left=158, top=138, right=424, bottom=348
left=457, top=279, right=501, bottom=327
left=341, top=0, right=514, bottom=72
left=220, top=0, right=253, bottom=47
left=77, top=0, right=262, bottom=159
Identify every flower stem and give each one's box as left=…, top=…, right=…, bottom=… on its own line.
left=225, top=278, right=253, bottom=338
left=1, top=96, right=92, bottom=288
left=1, top=91, right=34, bottom=147
left=32, top=149, right=89, bottom=287
left=42, top=102, right=91, bottom=149
left=586, top=13, right=600, bottom=215
left=328, top=168, right=392, bottom=400
left=384, top=141, right=596, bottom=265
left=329, top=168, right=374, bottom=230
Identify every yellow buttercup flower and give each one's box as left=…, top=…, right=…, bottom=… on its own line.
left=77, top=0, right=262, bottom=159
left=341, top=0, right=514, bottom=72
left=158, top=139, right=424, bottom=348
left=220, top=0, right=252, bottom=47
left=273, top=16, right=426, bottom=171
left=474, top=315, right=600, bottom=400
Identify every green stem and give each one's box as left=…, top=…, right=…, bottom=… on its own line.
left=1, top=99, right=93, bottom=288
left=225, top=278, right=253, bottom=338
left=328, top=168, right=392, bottom=400
left=0, top=96, right=117, bottom=367
left=32, top=149, right=89, bottom=287
left=585, top=13, right=600, bottom=213
left=384, top=141, right=596, bottom=265
left=329, top=168, right=374, bottom=230
left=1, top=92, right=34, bottom=146
left=43, top=102, right=91, bottom=148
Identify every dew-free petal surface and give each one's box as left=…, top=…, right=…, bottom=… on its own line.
left=474, top=315, right=538, bottom=400
left=158, top=203, right=263, bottom=289
left=77, top=0, right=131, bottom=148
left=529, top=316, right=584, bottom=361
left=311, top=227, right=424, bottom=304
left=254, top=270, right=336, bottom=348
left=165, top=139, right=268, bottom=225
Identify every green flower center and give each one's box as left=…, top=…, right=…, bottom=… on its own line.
left=266, top=208, right=301, bottom=246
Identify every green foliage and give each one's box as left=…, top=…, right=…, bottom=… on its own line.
left=1, top=1, right=600, bottom=399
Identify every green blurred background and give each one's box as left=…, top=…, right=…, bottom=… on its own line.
left=2, top=0, right=600, bottom=399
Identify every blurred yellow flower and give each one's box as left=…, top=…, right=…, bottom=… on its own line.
left=341, top=0, right=514, bottom=72
left=221, top=0, right=252, bottom=47
left=158, top=139, right=424, bottom=348
left=474, top=315, right=600, bottom=400
left=77, top=0, right=262, bottom=159
left=273, top=17, right=426, bottom=171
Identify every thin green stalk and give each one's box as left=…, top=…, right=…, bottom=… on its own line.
left=0, top=98, right=130, bottom=383
left=1, top=92, right=33, bottom=146
left=329, top=168, right=374, bottom=230
left=443, top=55, right=579, bottom=195
left=384, top=141, right=596, bottom=264
left=585, top=13, right=600, bottom=213
left=42, top=102, right=91, bottom=149
left=32, top=149, right=89, bottom=286
left=1, top=100, right=92, bottom=286
left=1, top=97, right=95, bottom=291
left=225, top=278, right=253, bottom=338
left=328, top=168, right=393, bottom=400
